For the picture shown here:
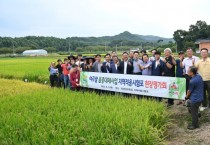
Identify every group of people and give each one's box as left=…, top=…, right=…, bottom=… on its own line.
left=49, top=47, right=210, bottom=130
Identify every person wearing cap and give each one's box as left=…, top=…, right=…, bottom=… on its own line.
left=118, top=52, right=133, bottom=74
left=56, top=59, right=64, bottom=88
left=76, top=54, right=84, bottom=67
left=49, top=62, right=58, bottom=87
left=163, top=48, right=176, bottom=106
left=70, top=64, right=80, bottom=91
left=92, top=54, right=102, bottom=72
left=194, top=48, right=210, bottom=111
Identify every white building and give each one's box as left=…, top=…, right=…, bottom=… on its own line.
left=22, top=49, right=48, bottom=56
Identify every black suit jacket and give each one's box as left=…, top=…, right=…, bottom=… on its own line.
left=101, top=62, right=113, bottom=73
left=151, top=59, right=165, bottom=76
left=110, top=63, right=119, bottom=73
left=118, top=61, right=133, bottom=74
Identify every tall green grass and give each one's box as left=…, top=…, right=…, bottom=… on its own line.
left=0, top=54, right=181, bottom=84
left=0, top=57, right=57, bottom=83
left=0, top=79, right=170, bottom=145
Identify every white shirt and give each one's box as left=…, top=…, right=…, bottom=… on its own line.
left=150, top=56, right=164, bottom=62
left=182, top=56, right=199, bottom=74
left=149, top=56, right=155, bottom=62
left=76, top=61, right=84, bottom=66
left=155, top=59, right=160, bottom=68
left=124, top=61, right=128, bottom=74
left=115, top=64, right=118, bottom=70
left=97, top=63, right=102, bottom=72
left=106, top=62, right=110, bottom=73
left=106, top=62, right=110, bottom=67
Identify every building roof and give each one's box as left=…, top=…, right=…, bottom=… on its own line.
left=22, top=49, right=48, bottom=55
left=195, top=39, right=210, bottom=44
left=23, top=49, right=47, bottom=53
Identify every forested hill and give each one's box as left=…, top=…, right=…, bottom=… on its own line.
left=99, top=31, right=173, bottom=42
left=0, top=31, right=173, bottom=53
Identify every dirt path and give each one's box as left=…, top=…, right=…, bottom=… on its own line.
left=166, top=101, right=210, bottom=145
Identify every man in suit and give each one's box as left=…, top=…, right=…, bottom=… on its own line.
left=110, top=56, right=120, bottom=73
left=151, top=51, right=165, bottom=76
left=101, top=53, right=113, bottom=73
left=91, top=54, right=103, bottom=94
left=151, top=51, right=165, bottom=101
left=92, top=54, right=102, bottom=72
left=118, top=52, right=133, bottom=74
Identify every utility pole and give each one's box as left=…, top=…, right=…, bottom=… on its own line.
left=116, top=44, right=118, bottom=52
left=140, top=42, right=143, bottom=50
left=68, top=38, right=70, bottom=54
left=12, top=40, right=14, bottom=55
left=104, top=42, right=106, bottom=52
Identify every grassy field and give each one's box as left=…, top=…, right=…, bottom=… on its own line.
left=0, top=55, right=106, bottom=83
left=0, top=53, right=178, bottom=83
left=0, top=78, right=170, bottom=144
left=0, top=56, right=65, bottom=83
left=1, top=54, right=209, bottom=144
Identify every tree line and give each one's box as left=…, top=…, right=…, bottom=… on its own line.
left=173, top=20, right=210, bottom=52
left=0, top=36, right=168, bottom=54
left=0, top=20, right=209, bottom=54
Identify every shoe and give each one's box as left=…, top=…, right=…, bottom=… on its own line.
left=167, top=103, right=173, bottom=107
left=198, top=112, right=201, bottom=118
left=187, top=124, right=199, bottom=130
left=176, top=101, right=183, bottom=105
left=199, top=107, right=207, bottom=112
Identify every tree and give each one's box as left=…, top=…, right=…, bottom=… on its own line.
left=173, top=20, right=210, bottom=51
left=44, top=47, right=56, bottom=53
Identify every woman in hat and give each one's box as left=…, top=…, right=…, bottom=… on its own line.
left=86, top=57, right=95, bottom=72
left=68, top=55, right=76, bottom=61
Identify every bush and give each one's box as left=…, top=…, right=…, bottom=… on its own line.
left=0, top=47, right=13, bottom=54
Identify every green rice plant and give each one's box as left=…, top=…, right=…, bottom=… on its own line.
left=0, top=57, right=56, bottom=83
left=0, top=79, right=170, bottom=145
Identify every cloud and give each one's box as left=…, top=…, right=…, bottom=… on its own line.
left=0, top=0, right=209, bottom=38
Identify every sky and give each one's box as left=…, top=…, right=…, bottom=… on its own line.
left=0, top=0, right=210, bottom=38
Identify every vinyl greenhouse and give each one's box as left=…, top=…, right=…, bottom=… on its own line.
left=22, top=49, right=48, bottom=56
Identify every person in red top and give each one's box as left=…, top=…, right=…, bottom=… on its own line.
left=70, top=64, right=80, bottom=91
left=61, top=58, right=70, bottom=89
